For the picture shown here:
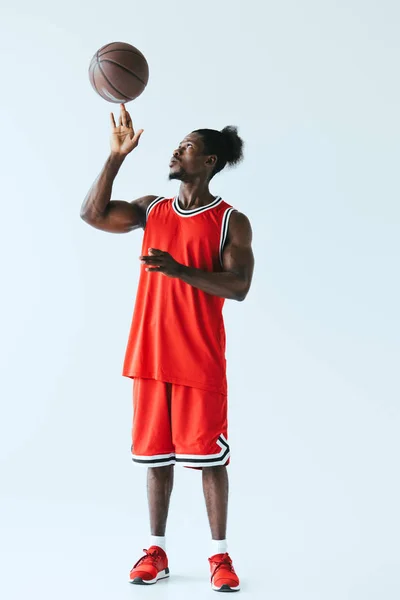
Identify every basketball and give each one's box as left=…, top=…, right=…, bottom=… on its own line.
left=89, top=42, right=149, bottom=103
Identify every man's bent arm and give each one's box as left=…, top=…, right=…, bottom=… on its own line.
left=177, top=212, right=254, bottom=301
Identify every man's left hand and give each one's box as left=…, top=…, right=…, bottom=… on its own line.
left=140, top=248, right=183, bottom=278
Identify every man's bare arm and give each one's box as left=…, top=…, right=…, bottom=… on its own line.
left=141, top=211, right=255, bottom=301
left=80, top=153, right=157, bottom=233
left=80, top=104, right=156, bottom=233
left=178, top=211, right=254, bottom=300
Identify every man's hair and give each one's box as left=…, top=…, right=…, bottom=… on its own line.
left=192, top=126, right=244, bottom=178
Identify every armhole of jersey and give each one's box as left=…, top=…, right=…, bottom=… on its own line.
left=144, top=196, right=165, bottom=227
left=219, top=207, right=237, bottom=267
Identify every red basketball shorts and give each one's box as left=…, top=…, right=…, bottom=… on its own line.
left=131, top=378, right=230, bottom=469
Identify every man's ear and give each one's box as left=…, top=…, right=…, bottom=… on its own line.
left=205, top=154, right=217, bottom=167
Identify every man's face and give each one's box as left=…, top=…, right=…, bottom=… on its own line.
left=168, top=133, right=214, bottom=181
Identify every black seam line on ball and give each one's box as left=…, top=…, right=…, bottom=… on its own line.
left=98, top=42, right=115, bottom=55
left=99, top=47, right=145, bottom=60
left=88, top=61, right=96, bottom=77
left=100, top=59, right=147, bottom=86
left=89, top=64, right=101, bottom=96
left=97, top=63, right=131, bottom=101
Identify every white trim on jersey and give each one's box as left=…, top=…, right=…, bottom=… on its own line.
left=132, top=451, right=176, bottom=461
left=175, top=434, right=229, bottom=460
left=172, top=195, right=222, bottom=217
left=131, top=435, right=230, bottom=468
left=219, top=207, right=237, bottom=266
left=132, top=459, right=176, bottom=468
left=175, top=434, right=230, bottom=467
left=176, top=454, right=230, bottom=468
left=131, top=451, right=176, bottom=467
left=145, top=196, right=165, bottom=225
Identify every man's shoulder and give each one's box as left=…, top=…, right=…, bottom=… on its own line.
left=144, top=196, right=173, bottom=225
left=227, top=210, right=252, bottom=241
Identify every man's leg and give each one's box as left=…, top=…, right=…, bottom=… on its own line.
left=202, top=465, right=229, bottom=540
left=172, top=384, right=240, bottom=590
left=172, top=384, right=230, bottom=540
left=147, top=465, right=174, bottom=536
left=129, top=380, right=174, bottom=585
left=203, top=465, right=240, bottom=591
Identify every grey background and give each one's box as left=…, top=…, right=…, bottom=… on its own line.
left=0, top=1, right=399, bottom=598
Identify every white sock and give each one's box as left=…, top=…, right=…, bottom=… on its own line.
left=150, top=535, right=166, bottom=551
left=211, top=539, right=228, bottom=555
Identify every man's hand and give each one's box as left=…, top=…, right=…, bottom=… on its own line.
left=140, top=248, right=183, bottom=277
left=110, top=104, right=144, bottom=157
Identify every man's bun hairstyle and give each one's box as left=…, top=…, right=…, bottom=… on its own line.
left=193, top=125, right=244, bottom=178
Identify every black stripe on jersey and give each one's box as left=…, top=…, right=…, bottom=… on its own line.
left=175, top=435, right=230, bottom=465
left=173, top=195, right=222, bottom=216
left=145, top=196, right=165, bottom=225
left=132, top=454, right=175, bottom=465
left=219, top=207, right=237, bottom=266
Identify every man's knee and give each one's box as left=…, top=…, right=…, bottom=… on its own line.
left=148, top=464, right=174, bottom=478
left=202, top=465, right=227, bottom=475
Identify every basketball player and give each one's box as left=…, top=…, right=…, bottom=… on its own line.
left=80, top=104, right=254, bottom=592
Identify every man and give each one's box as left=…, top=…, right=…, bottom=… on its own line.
left=80, top=103, right=254, bottom=592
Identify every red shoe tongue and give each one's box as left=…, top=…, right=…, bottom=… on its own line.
left=211, top=552, right=227, bottom=560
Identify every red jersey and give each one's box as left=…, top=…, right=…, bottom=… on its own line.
left=122, top=195, right=237, bottom=395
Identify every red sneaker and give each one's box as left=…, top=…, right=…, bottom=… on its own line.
left=129, top=546, right=170, bottom=585
left=209, top=552, right=240, bottom=592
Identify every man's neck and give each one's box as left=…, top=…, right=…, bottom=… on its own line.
left=178, top=182, right=215, bottom=209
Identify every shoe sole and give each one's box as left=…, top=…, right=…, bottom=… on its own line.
left=212, top=583, right=241, bottom=592
left=129, top=568, right=170, bottom=585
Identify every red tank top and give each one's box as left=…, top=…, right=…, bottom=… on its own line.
left=122, top=195, right=237, bottom=395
